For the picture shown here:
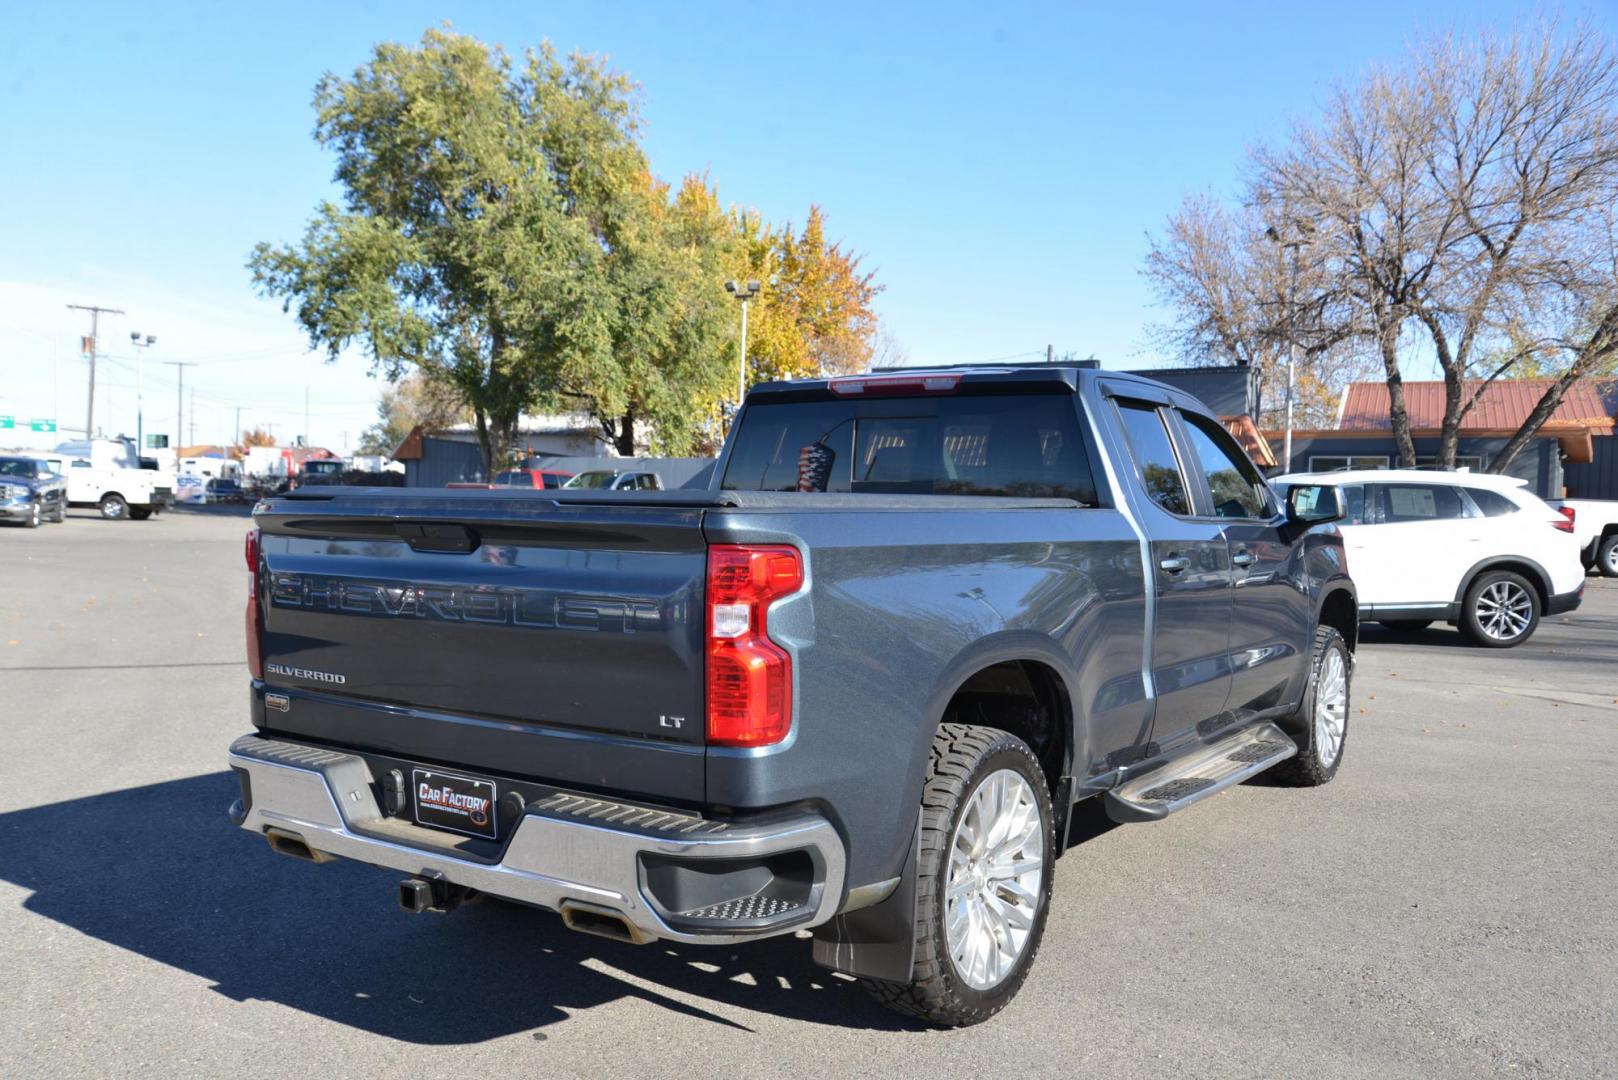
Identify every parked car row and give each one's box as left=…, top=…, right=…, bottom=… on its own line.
left=450, top=467, right=665, bottom=492
left=2, top=449, right=179, bottom=525
left=1272, top=468, right=1586, bottom=648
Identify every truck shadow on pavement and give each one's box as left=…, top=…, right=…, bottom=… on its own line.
left=0, top=772, right=924, bottom=1040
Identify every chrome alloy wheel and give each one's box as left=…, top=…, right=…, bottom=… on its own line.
left=945, top=768, right=1045, bottom=990
left=1313, top=646, right=1348, bottom=767
left=1476, top=580, right=1533, bottom=642
left=1605, top=544, right=1618, bottom=576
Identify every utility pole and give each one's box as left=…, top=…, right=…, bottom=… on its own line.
left=234, top=406, right=242, bottom=448
left=1266, top=219, right=1314, bottom=473
left=304, top=380, right=310, bottom=448
left=189, top=387, right=195, bottom=445
left=1046, top=343, right=1054, bottom=364
left=164, top=361, right=196, bottom=451
left=67, top=303, right=124, bottom=438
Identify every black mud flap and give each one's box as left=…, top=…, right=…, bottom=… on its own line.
left=811, top=819, right=919, bottom=983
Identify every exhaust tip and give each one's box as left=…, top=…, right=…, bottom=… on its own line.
left=560, top=900, right=649, bottom=945
left=264, top=827, right=332, bottom=863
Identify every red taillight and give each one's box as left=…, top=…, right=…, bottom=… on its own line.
left=1554, top=506, right=1576, bottom=533
left=706, top=544, right=804, bottom=747
left=245, top=529, right=263, bottom=679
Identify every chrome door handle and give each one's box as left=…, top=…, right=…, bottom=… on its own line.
left=1159, top=555, right=1189, bottom=573
left=1232, top=551, right=1255, bottom=567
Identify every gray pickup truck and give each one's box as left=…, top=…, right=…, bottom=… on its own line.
left=228, top=365, right=1355, bottom=1026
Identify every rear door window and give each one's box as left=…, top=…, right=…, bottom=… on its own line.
left=722, top=393, right=1099, bottom=503
left=1113, top=401, right=1190, bottom=516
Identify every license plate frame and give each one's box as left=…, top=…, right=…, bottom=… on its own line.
left=411, top=768, right=499, bottom=841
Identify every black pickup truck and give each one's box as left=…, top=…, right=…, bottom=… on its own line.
left=228, top=365, right=1355, bottom=1026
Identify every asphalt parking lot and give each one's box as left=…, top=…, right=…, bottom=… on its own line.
left=2, top=510, right=1615, bottom=1079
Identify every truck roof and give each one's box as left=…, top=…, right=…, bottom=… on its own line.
left=746, top=363, right=1182, bottom=401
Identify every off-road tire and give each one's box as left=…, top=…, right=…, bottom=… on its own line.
left=1598, top=534, right=1618, bottom=579
left=1270, top=625, right=1350, bottom=787
left=860, top=723, right=1054, bottom=1027
left=1460, top=569, right=1539, bottom=648
left=1377, top=619, right=1431, bottom=631
left=99, top=494, right=128, bottom=520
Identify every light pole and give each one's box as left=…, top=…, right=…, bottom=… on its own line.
left=129, top=331, right=156, bottom=453
left=725, top=278, right=762, bottom=412
left=1265, top=223, right=1312, bottom=472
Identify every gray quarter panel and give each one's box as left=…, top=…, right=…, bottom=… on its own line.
left=701, top=505, right=1148, bottom=890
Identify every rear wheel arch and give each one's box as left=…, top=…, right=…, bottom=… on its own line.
left=1454, top=556, right=1551, bottom=610
left=937, top=658, right=1073, bottom=798
left=1316, top=585, right=1358, bottom=652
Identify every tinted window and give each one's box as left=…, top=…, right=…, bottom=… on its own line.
left=1339, top=484, right=1368, bottom=524
left=1114, top=401, right=1190, bottom=515
left=542, top=473, right=566, bottom=489
left=1179, top=412, right=1270, bottom=519
left=494, top=471, right=533, bottom=487
left=722, top=393, right=1099, bottom=503
left=1468, top=489, right=1519, bottom=517
left=1380, top=484, right=1470, bottom=522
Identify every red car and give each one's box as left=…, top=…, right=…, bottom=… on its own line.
left=492, top=468, right=574, bottom=490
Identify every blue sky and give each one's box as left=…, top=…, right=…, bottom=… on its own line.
left=1, top=0, right=1603, bottom=450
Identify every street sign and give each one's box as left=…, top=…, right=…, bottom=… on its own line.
left=0, top=416, right=14, bottom=429
left=29, top=419, right=57, bottom=433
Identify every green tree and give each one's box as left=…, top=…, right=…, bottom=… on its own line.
left=249, top=29, right=646, bottom=474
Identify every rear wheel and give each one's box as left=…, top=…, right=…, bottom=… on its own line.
left=1377, top=619, right=1432, bottom=632
left=861, top=724, right=1054, bottom=1027
left=1598, top=534, right=1618, bottom=579
left=1461, top=570, right=1539, bottom=648
left=1271, top=625, right=1350, bottom=787
left=98, top=494, right=128, bottom=520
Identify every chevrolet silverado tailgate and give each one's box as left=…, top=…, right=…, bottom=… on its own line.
left=251, top=489, right=711, bottom=803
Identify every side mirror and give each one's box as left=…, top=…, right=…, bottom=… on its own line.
left=1286, top=484, right=1344, bottom=525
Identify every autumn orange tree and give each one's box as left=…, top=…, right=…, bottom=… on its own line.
left=731, top=205, right=882, bottom=385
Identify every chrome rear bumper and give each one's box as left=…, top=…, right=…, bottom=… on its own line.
left=227, top=733, right=846, bottom=945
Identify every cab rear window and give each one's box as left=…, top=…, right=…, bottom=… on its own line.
left=722, top=393, right=1099, bottom=504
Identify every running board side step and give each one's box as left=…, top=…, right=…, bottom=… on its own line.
left=1104, top=722, right=1297, bottom=823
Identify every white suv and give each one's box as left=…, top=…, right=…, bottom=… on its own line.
left=1273, top=469, right=1586, bottom=648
